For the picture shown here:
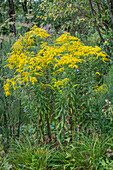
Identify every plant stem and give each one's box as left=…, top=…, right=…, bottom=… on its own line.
left=46, top=113, right=51, bottom=141
left=17, top=99, right=21, bottom=137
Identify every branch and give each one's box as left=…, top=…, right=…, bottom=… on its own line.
left=89, top=0, right=111, bottom=57
left=111, top=0, right=113, bottom=10
left=107, top=0, right=113, bottom=24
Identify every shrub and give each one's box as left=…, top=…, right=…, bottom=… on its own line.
left=3, top=25, right=110, bottom=143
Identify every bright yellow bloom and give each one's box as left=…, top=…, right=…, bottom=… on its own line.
left=94, top=84, right=108, bottom=93
left=53, top=78, right=69, bottom=88
left=3, top=26, right=109, bottom=96
left=95, top=72, right=100, bottom=75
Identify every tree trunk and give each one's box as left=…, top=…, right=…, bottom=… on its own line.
left=29, top=0, right=32, bottom=14
left=22, top=0, right=28, bottom=13
left=8, top=0, right=16, bottom=36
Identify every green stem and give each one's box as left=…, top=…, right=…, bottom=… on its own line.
left=17, top=99, right=21, bottom=137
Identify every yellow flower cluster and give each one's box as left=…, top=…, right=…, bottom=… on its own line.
left=94, top=84, right=108, bottom=93
left=3, top=26, right=109, bottom=96
left=54, top=78, right=69, bottom=88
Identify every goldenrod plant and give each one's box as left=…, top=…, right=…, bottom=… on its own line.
left=2, top=25, right=110, bottom=145
left=3, top=25, right=109, bottom=96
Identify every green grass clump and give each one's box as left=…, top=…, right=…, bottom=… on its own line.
left=5, top=133, right=113, bottom=170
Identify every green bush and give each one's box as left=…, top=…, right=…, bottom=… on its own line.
left=3, top=25, right=110, bottom=143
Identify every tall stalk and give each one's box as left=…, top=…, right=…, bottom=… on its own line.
left=46, top=113, right=51, bottom=141
left=3, top=98, right=9, bottom=152
left=69, top=106, right=73, bottom=142
left=17, top=99, right=21, bottom=137
left=39, top=112, right=45, bottom=142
